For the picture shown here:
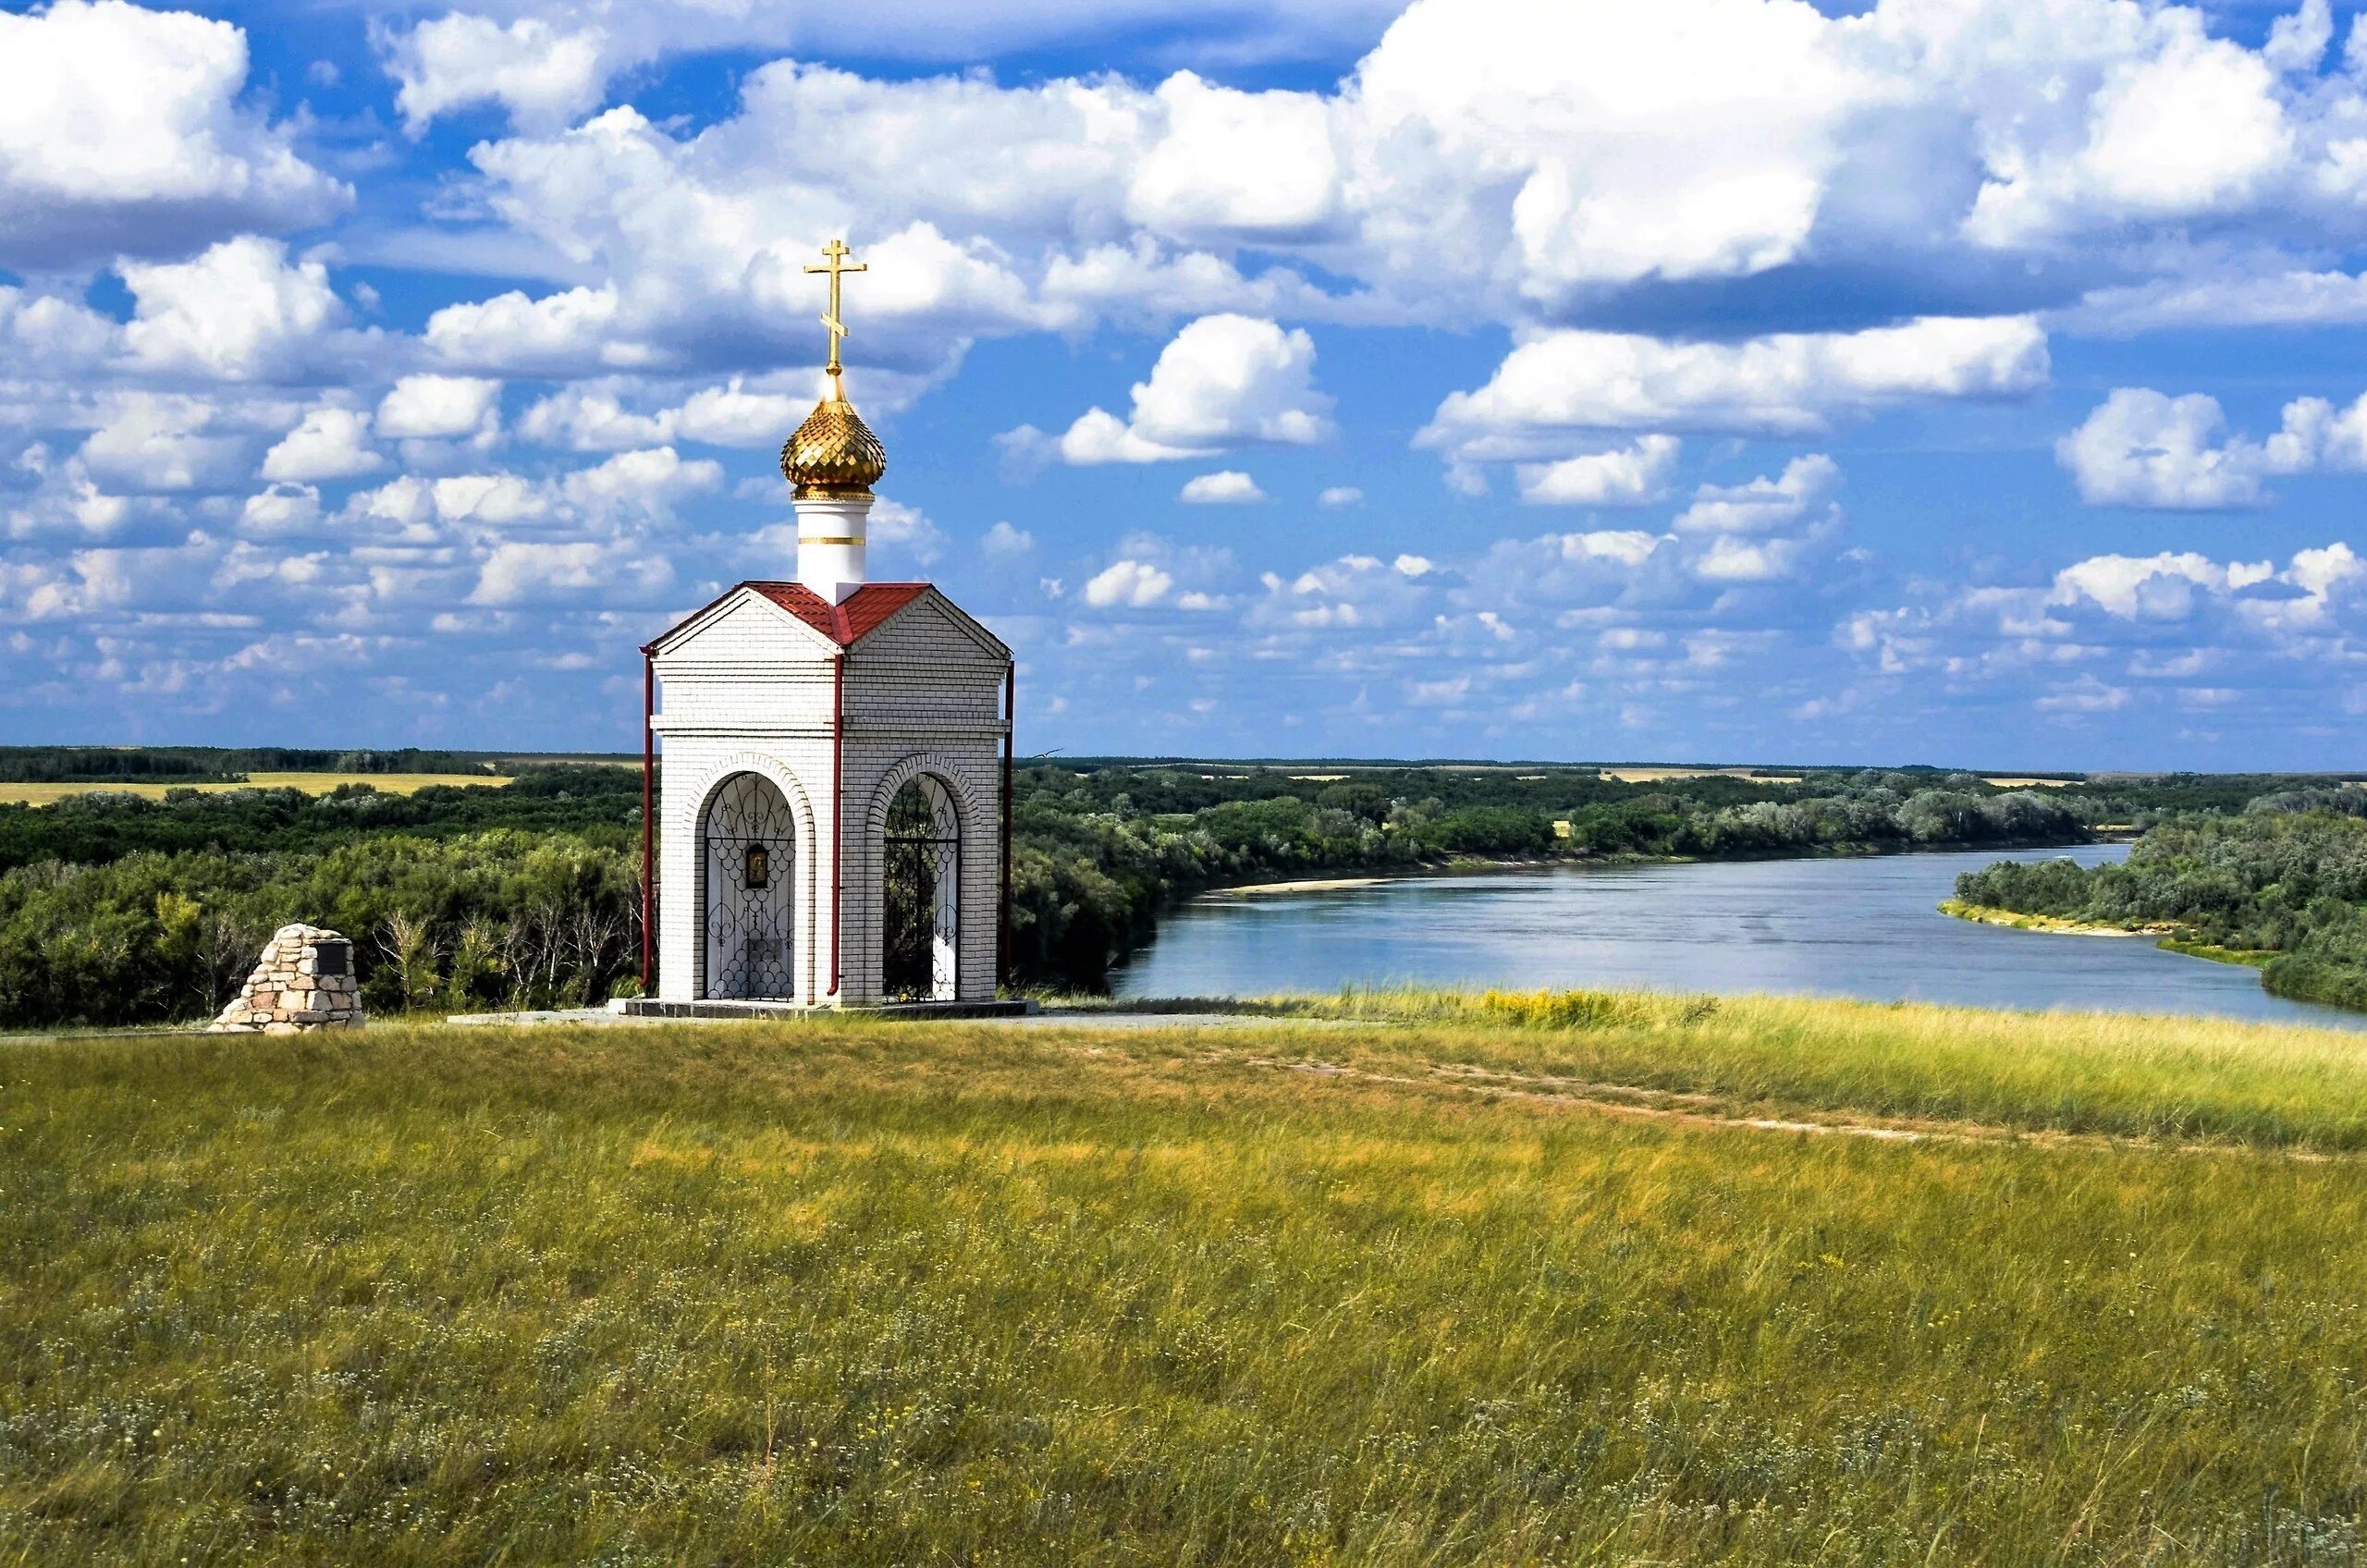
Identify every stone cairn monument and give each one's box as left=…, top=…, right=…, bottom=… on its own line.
left=208, top=925, right=365, bottom=1034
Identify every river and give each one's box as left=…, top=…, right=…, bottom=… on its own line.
left=1110, top=843, right=2366, bottom=1030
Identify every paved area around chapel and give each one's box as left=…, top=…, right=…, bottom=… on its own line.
left=444, top=1007, right=1360, bottom=1031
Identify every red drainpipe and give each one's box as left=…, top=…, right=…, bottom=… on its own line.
left=829, top=652, right=846, bottom=999
left=640, top=645, right=656, bottom=994
left=999, top=661, right=1014, bottom=991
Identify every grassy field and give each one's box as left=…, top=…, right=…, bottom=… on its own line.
left=0, top=773, right=512, bottom=806
left=6, top=995, right=2367, bottom=1562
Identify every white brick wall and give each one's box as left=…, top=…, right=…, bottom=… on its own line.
left=836, top=740, right=1003, bottom=1003
left=657, top=742, right=832, bottom=1004
left=649, top=584, right=1010, bottom=1006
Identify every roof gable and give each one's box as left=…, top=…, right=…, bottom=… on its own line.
left=912, top=589, right=1012, bottom=661
left=846, top=587, right=1011, bottom=665
left=648, top=581, right=1006, bottom=660
left=647, top=582, right=835, bottom=658
left=695, top=593, right=806, bottom=654
left=748, top=582, right=928, bottom=647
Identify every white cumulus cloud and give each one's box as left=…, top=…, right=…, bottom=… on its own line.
left=470, top=539, right=669, bottom=605
left=1957, top=13, right=2293, bottom=248
left=517, top=386, right=672, bottom=451
left=1423, top=318, right=2045, bottom=489
left=374, top=0, right=1387, bottom=136
left=1518, top=436, right=1682, bottom=507
left=376, top=376, right=504, bottom=441
left=0, top=0, right=347, bottom=268
left=381, top=13, right=620, bottom=136
left=1674, top=454, right=1840, bottom=534
left=2052, top=551, right=2277, bottom=619
left=380, top=0, right=2367, bottom=400
left=868, top=497, right=946, bottom=565
left=1084, top=558, right=1175, bottom=608
left=2057, top=386, right=2367, bottom=508
left=1180, top=471, right=1266, bottom=504
left=261, top=407, right=382, bottom=484
left=981, top=521, right=1035, bottom=556
left=1429, top=318, right=2047, bottom=450
left=558, top=446, right=722, bottom=520
left=1026, top=315, right=1335, bottom=467
left=119, top=238, right=347, bottom=382
left=79, top=395, right=250, bottom=494
left=673, top=381, right=809, bottom=447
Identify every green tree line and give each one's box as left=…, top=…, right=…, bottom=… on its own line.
left=0, top=744, right=606, bottom=783
left=0, top=766, right=643, bottom=872
left=0, top=761, right=2110, bottom=1028
left=1956, top=802, right=2367, bottom=1011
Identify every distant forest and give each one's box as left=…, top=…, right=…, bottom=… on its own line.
left=0, top=749, right=2357, bottom=1028
left=0, top=745, right=602, bottom=783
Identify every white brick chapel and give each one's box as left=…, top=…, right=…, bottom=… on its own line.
left=625, top=241, right=1015, bottom=1013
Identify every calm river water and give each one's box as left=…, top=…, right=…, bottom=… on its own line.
left=1111, top=844, right=2366, bottom=1030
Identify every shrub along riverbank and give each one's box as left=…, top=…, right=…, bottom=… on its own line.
left=6, top=1002, right=2367, bottom=1562
left=1955, top=800, right=2367, bottom=1011
left=0, top=763, right=2104, bottom=1028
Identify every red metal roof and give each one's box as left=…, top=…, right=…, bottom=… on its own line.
left=745, top=581, right=929, bottom=647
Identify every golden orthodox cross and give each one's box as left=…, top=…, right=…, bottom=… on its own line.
left=805, top=238, right=866, bottom=381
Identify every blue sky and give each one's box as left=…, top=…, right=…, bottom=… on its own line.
left=4, top=0, right=2367, bottom=768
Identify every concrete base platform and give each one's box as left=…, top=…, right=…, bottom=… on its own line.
left=442, top=1004, right=1351, bottom=1032
left=610, top=997, right=1035, bottom=1022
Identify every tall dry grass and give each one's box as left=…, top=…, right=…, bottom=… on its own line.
left=1098, top=985, right=2367, bottom=1149
left=0, top=1008, right=2363, bottom=1562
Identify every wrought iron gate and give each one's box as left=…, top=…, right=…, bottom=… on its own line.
left=882, top=776, right=959, bottom=1001
left=703, top=773, right=796, bottom=999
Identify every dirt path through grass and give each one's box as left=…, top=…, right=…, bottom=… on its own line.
left=1224, top=1050, right=2343, bottom=1158
left=1023, top=998, right=2367, bottom=1156
left=1256, top=1054, right=1955, bottom=1143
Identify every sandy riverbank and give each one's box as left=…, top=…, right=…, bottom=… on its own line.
left=1939, top=899, right=2173, bottom=937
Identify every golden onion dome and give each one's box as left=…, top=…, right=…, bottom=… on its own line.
left=779, top=386, right=887, bottom=498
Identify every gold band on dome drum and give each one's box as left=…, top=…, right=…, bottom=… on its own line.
left=779, top=394, right=888, bottom=499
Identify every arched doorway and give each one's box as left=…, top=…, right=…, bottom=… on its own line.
left=702, top=772, right=796, bottom=999
left=882, top=775, right=960, bottom=1000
